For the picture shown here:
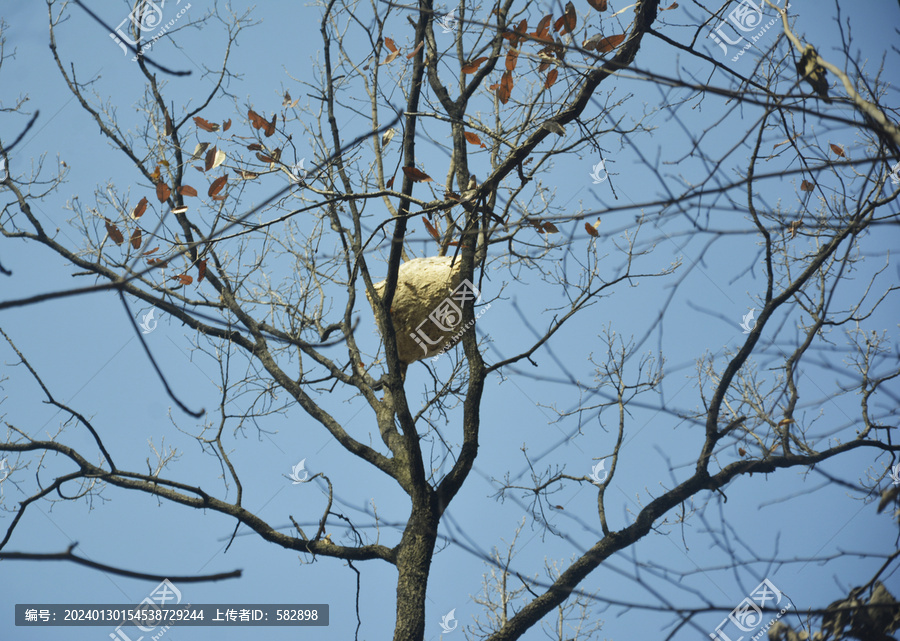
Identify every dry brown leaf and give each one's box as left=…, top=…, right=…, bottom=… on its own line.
left=422, top=216, right=440, bottom=240
left=506, top=48, right=519, bottom=71
left=554, top=14, right=566, bottom=33
left=598, top=34, right=627, bottom=52
left=560, top=2, right=576, bottom=35
left=211, top=149, right=227, bottom=170
left=264, top=113, right=277, bottom=137
left=130, top=228, right=142, bottom=250
left=208, top=175, right=228, bottom=197
left=583, top=33, right=626, bottom=52
left=193, top=116, right=219, bottom=132
left=545, top=68, right=559, bottom=88
left=248, top=109, right=267, bottom=130
left=407, top=41, right=423, bottom=59
left=402, top=166, right=433, bottom=182
left=190, top=143, right=210, bottom=162
left=104, top=219, right=124, bottom=245
left=498, top=71, right=513, bottom=104
left=506, top=19, right=528, bottom=47
left=205, top=146, right=218, bottom=172
left=534, top=14, right=552, bottom=39
left=131, top=196, right=149, bottom=220
left=156, top=181, right=171, bottom=203
left=462, top=56, right=489, bottom=73
left=464, top=131, right=486, bottom=148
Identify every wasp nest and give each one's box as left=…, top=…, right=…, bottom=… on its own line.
left=368, top=256, right=478, bottom=364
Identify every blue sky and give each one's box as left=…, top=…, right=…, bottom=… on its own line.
left=1, top=0, right=898, bottom=640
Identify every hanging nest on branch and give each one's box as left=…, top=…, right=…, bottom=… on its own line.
left=368, top=256, right=479, bottom=364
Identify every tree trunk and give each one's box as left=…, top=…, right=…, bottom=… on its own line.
left=394, top=501, right=439, bottom=641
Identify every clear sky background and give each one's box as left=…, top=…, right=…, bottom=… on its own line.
left=1, top=0, right=898, bottom=640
